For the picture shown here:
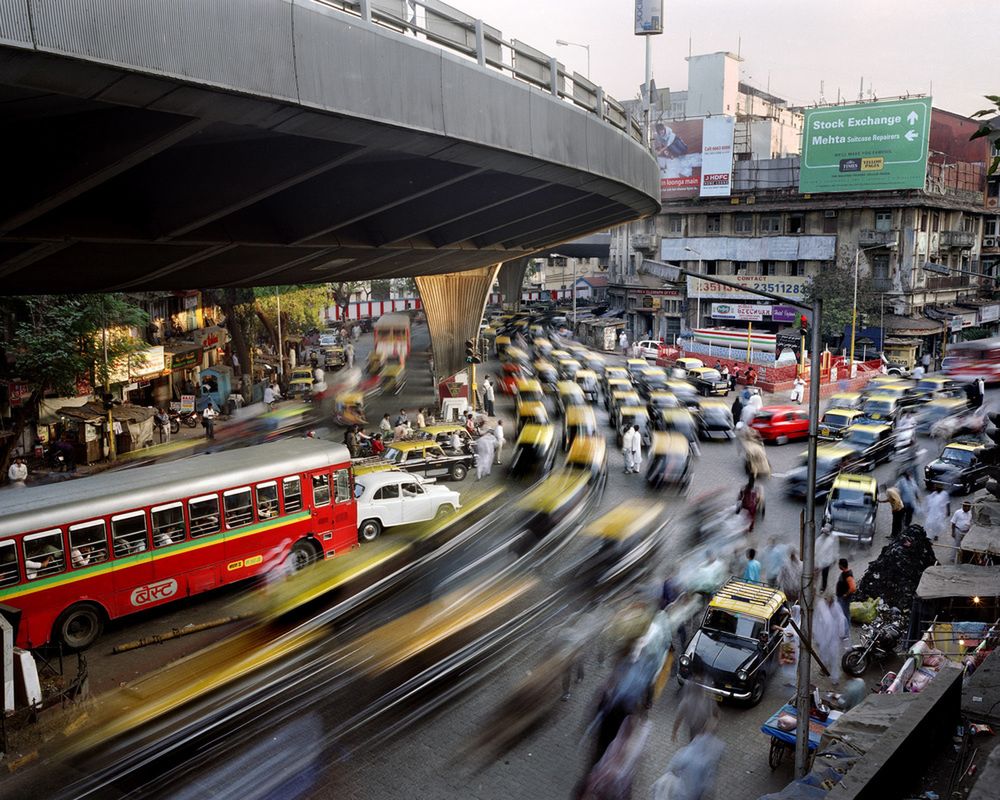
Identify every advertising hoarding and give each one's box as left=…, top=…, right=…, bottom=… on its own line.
left=711, top=303, right=770, bottom=321
left=799, top=98, right=931, bottom=194
left=634, top=0, right=663, bottom=35
left=687, top=275, right=809, bottom=301
left=655, top=117, right=734, bottom=200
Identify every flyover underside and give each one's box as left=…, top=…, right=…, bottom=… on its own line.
left=416, top=265, right=500, bottom=380
left=0, top=20, right=656, bottom=294
left=497, top=259, right=531, bottom=312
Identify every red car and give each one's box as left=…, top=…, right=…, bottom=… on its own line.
left=749, top=405, right=810, bottom=444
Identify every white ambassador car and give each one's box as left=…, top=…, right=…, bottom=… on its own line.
left=354, top=470, right=461, bottom=542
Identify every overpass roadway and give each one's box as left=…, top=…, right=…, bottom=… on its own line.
left=0, top=0, right=657, bottom=300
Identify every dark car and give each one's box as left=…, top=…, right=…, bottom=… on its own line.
left=784, top=444, right=862, bottom=499
left=636, top=368, right=670, bottom=400
left=678, top=578, right=789, bottom=706
left=839, top=423, right=895, bottom=471
left=924, top=441, right=989, bottom=494
left=695, top=399, right=735, bottom=440
left=381, top=440, right=476, bottom=482
left=688, top=367, right=730, bottom=397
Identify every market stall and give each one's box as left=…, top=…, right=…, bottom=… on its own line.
left=54, top=402, right=156, bottom=463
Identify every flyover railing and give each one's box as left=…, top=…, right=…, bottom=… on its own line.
left=314, top=0, right=644, bottom=144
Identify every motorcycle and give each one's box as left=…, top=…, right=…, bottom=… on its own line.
left=170, top=409, right=199, bottom=429
left=842, top=616, right=903, bottom=676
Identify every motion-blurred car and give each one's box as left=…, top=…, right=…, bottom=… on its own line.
left=604, top=378, right=633, bottom=411
left=647, top=390, right=682, bottom=416
left=494, top=334, right=512, bottom=358
left=695, top=398, right=735, bottom=440
left=823, top=473, right=878, bottom=547
left=913, top=375, right=960, bottom=402
left=924, top=441, right=989, bottom=494
left=645, top=431, right=692, bottom=490
left=860, top=374, right=901, bottom=397
left=916, top=396, right=968, bottom=435
left=574, top=369, right=601, bottom=402
left=864, top=381, right=921, bottom=410
left=508, top=423, right=558, bottom=480
left=678, top=578, right=789, bottom=706
left=533, top=338, right=554, bottom=359
left=610, top=389, right=644, bottom=429
left=652, top=406, right=699, bottom=447
left=826, top=391, right=863, bottom=411
left=616, top=406, right=653, bottom=449
left=818, top=408, right=865, bottom=440
left=355, top=471, right=462, bottom=542
left=381, top=440, right=476, bottom=482
left=664, top=379, right=701, bottom=409
left=636, top=367, right=670, bottom=399
left=562, top=405, right=599, bottom=451
left=840, top=423, right=894, bottom=471
left=499, top=362, right=527, bottom=395
left=625, top=358, right=649, bottom=381
left=601, top=366, right=630, bottom=397
left=584, top=353, right=606, bottom=375
left=688, top=367, right=730, bottom=397
left=749, top=405, right=810, bottom=444
left=533, top=359, right=559, bottom=389
left=516, top=401, right=549, bottom=434
left=556, top=380, right=586, bottom=417
left=514, top=377, right=545, bottom=408
left=860, top=394, right=900, bottom=425
left=784, top=444, right=862, bottom=499
left=557, top=358, right=583, bottom=381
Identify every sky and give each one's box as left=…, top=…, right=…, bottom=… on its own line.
left=452, top=0, right=997, bottom=117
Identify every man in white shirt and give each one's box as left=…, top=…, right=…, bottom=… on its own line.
left=628, top=424, right=643, bottom=473
left=619, top=331, right=628, bottom=354
left=202, top=403, right=218, bottom=440
left=622, top=426, right=637, bottom=474
left=7, top=457, right=27, bottom=486
left=483, top=378, right=496, bottom=417
left=263, top=383, right=276, bottom=411
left=493, top=420, right=506, bottom=465
left=950, top=500, right=973, bottom=562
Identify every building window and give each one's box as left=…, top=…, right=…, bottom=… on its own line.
left=734, top=214, right=753, bottom=234
left=742, top=262, right=761, bottom=276
left=792, top=261, right=807, bottom=277
left=920, top=211, right=929, bottom=231
left=872, top=255, right=890, bottom=290
left=875, top=211, right=892, bottom=232
left=706, top=215, right=721, bottom=233
left=986, top=218, right=999, bottom=237
left=963, top=216, right=976, bottom=233
left=667, top=215, right=683, bottom=233
left=733, top=261, right=748, bottom=275
left=761, top=215, right=781, bottom=233
left=931, top=213, right=939, bottom=232
left=787, top=215, right=804, bottom=234
left=761, top=261, right=777, bottom=276
left=704, top=261, right=718, bottom=275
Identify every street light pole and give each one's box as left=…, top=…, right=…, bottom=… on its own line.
left=684, top=246, right=704, bottom=330
left=555, top=39, right=590, bottom=80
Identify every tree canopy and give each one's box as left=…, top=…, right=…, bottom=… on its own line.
left=970, top=95, right=1000, bottom=175
left=804, top=263, right=881, bottom=342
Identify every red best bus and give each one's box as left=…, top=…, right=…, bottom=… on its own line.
left=0, top=439, right=357, bottom=650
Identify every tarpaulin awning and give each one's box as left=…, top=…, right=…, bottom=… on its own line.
left=881, top=314, right=944, bottom=336
left=962, top=525, right=1000, bottom=559
left=916, top=565, right=1000, bottom=599
left=55, top=402, right=156, bottom=423
left=660, top=235, right=836, bottom=262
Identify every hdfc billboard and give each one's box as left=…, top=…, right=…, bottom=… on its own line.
left=654, top=116, right=735, bottom=200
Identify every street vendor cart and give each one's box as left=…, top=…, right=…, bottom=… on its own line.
left=761, top=699, right=843, bottom=770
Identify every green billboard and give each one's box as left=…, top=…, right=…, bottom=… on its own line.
left=799, top=97, right=931, bottom=194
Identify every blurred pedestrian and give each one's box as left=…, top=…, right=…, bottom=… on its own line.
left=672, top=666, right=718, bottom=743
left=494, top=419, right=506, bottom=464
left=652, top=730, right=725, bottom=800
left=628, top=424, right=642, bottom=473
left=777, top=549, right=802, bottom=603
left=263, top=383, right=276, bottom=411
left=344, top=340, right=355, bottom=369
left=730, top=367, right=740, bottom=392
left=790, top=376, right=805, bottom=404
left=737, top=478, right=761, bottom=533
left=379, top=413, right=392, bottom=434
left=835, top=558, right=856, bottom=638
left=761, top=536, right=789, bottom=586
left=742, top=548, right=761, bottom=582
left=880, top=485, right=905, bottom=538
left=619, top=330, right=628, bottom=354
left=474, top=433, right=494, bottom=480
left=483, top=376, right=496, bottom=416
left=896, top=472, right=921, bottom=527
left=951, top=500, right=973, bottom=562
left=814, top=595, right=846, bottom=684
left=816, top=524, right=839, bottom=593
left=415, top=407, right=426, bottom=429
left=779, top=604, right=800, bottom=686
left=924, top=486, right=951, bottom=542
left=622, top=425, right=637, bottom=474
left=730, top=393, right=743, bottom=427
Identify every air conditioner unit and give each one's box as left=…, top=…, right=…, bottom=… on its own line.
left=985, top=237, right=998, bottom=248
left=824, top=210, right=838, bottom=218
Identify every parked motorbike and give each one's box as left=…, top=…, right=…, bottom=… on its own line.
left=842, top=615, right=903, bottom=676
left=170, top=409, right=199, bottom=429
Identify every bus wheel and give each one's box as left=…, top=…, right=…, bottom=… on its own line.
left=286, top=540, right=317, bottom=572
left=54, top=603, right=104, bottom=651
left=359, top=519, right=383, bottom=542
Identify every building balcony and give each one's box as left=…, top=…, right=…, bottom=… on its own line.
left=858, top=229, right=898, bottom=247
left=940, top=230, right=977, bottom=249
left=630, top=234, right=657, bottom=254
left=872, top=277, right=894, bottom=292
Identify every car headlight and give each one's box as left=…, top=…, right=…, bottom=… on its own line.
left=679, top=654, right=691, bottom=669
left=736, top=668, right=748, bottom=682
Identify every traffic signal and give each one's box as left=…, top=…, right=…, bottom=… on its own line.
left=799, top=314, right=809, bottom=336
left=465, top=339, right=481, bottom=364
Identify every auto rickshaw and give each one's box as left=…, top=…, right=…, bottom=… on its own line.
left=500, top=362, right=526, bottom=395
left=381, top=361, right=406, bottom=396
left=562, top=405, right=598, bottom=451
left=654, top=406, right=698, bottom=447
left=646, top=431, right=692, bottom=490
left=916, top=396, right=968, bottom=435
left=504, top=345, right=532, bottom=368
left=604, top=377, right=633, bottom=411
left=516, top=400, right=550, bottom=433
left=287, top=374, right=314, bottom=400
left=533, top=338, right=554, bottom=359
left=508, top=423, right=557, bottom=480
left=665, top=379, right=700, bottom=409
left=625, top=358, right=648, bottom=381
left=574, top=502, right=668, bottom=590
left=695, top=398, right=735, bottom=440
left=367, top=350, right=386, bottom=375
left=616, top=406, right=653, bottom=448
left=823, top=473, right=878, bottom=547
left=558, top=358, right=582, bottom=380
left=334, top=390, right=367, bottom=426
left=584, top=353, right=606, bottom=375
left=534, top=359, right=559, bottom=390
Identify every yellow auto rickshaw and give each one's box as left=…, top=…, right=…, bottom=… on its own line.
left=334, top=390, right=367, bottom=426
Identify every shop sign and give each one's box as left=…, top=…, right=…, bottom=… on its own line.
left=180, top=394, right=196, bottom=413
left=978, top=304, right=1000, bottom=324
left=771, top=305, right=799, bottom=323
left=686, top=275, right=809, bottom=300
left=951, top=317, right=963, bottom=333
left=130, top=345, right=166, bottom=379
left=170, top=349, right=201, bottom=371
left=8, top=380, right=31, bottom=407
left=192, top=326, right=229, bottom=350
left=711, top=303, right=771, bottom=321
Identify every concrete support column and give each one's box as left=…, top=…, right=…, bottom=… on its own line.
left=497, top=257, right=531, bottom=312
left=416, top=263, right=501, bottom=383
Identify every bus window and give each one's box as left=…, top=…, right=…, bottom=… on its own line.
left=69, top=520, right=109, bottom=567
left=24, top=529, right=65, bottom=580
left=112, top=511, right=149, bottom=556
left=189, top=495, right=221, bottom=538
left=0, top=540, right=19, bottom=587
left=333, top=469, right=351, bottom=503
left=256, top=482, right=279, bottom=520
left=151, top=503, right=186, bottom=548
left=224, top=488, right=253, bottom=528
left=283, top=477, right=302, bottom=513
left=312, top=474, right=331, bottom=506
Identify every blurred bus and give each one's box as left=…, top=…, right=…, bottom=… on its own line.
left=373, top=312, right=411, bottom=363
left=0, top=440, right=357, bottom=650
left=942, top=335, right=1000, bottom=383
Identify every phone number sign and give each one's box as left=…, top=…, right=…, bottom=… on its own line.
left=686, top=275, right=808, bottom=300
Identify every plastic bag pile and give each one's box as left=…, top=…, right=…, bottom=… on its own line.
left=858, top=524, right=937, bottom=610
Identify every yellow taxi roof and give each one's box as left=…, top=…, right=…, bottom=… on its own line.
left=558, top=358, right=582, bottom=367
left=846, top=422, right=891, bottom=433
left=709, top=579, right=786, bottom=620
left=549, top=349, right=571, bottom=359
left=533, top=358, right=554, bottom=369
left=606, top=377, right=632, bottom=387
left=830, top=391, right=862, bottom=400
left=920, top=377, right=951, bottom=385
left=517, top=468, right=591, bottom=513
left=813, top=443, right=856, bottom=458
left=676, top=357, right=702, bottom=365
left=868, top=374, right=897, bottom=383
left=566, top=435, right=606, bottom=465
left=832, top=473, right=877, bottom=492
left=626, top=358, right=647, bottom=366
left=507, top=346, right=530, bottom=359
left=353, top=461, right=400, bottom=476
left=386, top=440, right=437, bottom=452
left=557, top=380, right=584, bottom=395
left=946, top=442, right=983, bottom=452
left=516, top=377, right=543, bottom=392
left=565, top=405, right=597, bottom=425
left=533, top=337, right=551, bottom=346
left=605, top=366, right=628, bottom=377
left=336, top=391, right=364, bottom=403
left=495, top=334, right=511, bottom=343
left=517, top=401, right=548, bottom=416
left=612, top=390, right=641, bottom=400
left=619, top=406, right=650, bottom=417
left=289, top=377, right=312, bottom=386
left=658, top=407, right=692, bottom=420
left=641, top=366, right=667, bottom=376
left=583, top=502, right=665, bottom=541
left=864, top=394, right=898, bottom=403
left=927, top=397, right=965, bottom=407
left=516, top=423, right=555, bottom=446
left=421, top=423, right=466, bottom=435
left=666, top=380, right=695, bottom=391
left=698, top=397, right=727, bottom=408
left=825, top=408, right=863, bottom=418
left=651, top=431, right=690, bottom=453
left=575, top=369, right=598, bottom=380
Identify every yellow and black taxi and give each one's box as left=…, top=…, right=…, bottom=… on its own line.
left=505, top=345, right=532, bottom=368
left=557, top=357, right=583, bottom=381
left=783, top=443, right=863, bottom=499
left=863, top=381, right=921, bottom=410
left=645, top=431, right=692, bottom=490
left=575, top=503, right=667, bottom=589
left=533, top=358, right=559, bottom=388
left=818, top=407, right=865, bottom=440
left=674, top=356, right=705, bottom=375
left=494, top=334, right=512, bottom=358
left=652, top=405, right=699, bottom=446
left=916, top=395, right=968, bottom=435
left=625, top=357, right=649, bottom=381
left=609, top=389, right=643, bottom=429
left=647, top=390, right=682, bottom=415
left=678, top=578, right=789, bottom=706
left=616, top=406, right=653, bottom=449
left=604, top=377, right=633, bottom=410
left=516, top=399, right=550, bottom=434
left=695, top=398, right=735, bottom=440
left=601, top=366, right=630, bottom=396
left=636, top=366, right=669, bottom=399
left=840, top=422, right=894, bottom=471
left=549, top=348, right=572, bottom=362
left=508, top=423, right=558, bottom=480
left=514, top=377, right=545, bottom=408
left=826, top=391, right=863, bottom=411
left=556, top=379, right=586, bottom=417
left=416, top=423, right=473, bottom=452
left=665, top=379, right=700, bottom=409
left=688, top=367, right=730, bottom=397
left=584, top=352, right=606, bottom=375
left=574, top=369, right=601, bottom=402
left=569, top=345, right=591, bottom=363
left=913, top=375, right=960, bottom=402
left=924, top=441, right=990, bottom=495
left=823, top=473, right=878, bottom=547
left=860, top=374, right=902, bottom=397
left=533, top=337, right=554, bottom=359
left=564, top=434, right=608, bottom=480
left=563, top=405, right=598, bottom=451
left=861, top=393, right=900, bottom=425
left=381, top=439, right=476, bottom=482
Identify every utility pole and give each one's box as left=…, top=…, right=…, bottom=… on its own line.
left=275, top=287, right=284, bottom=380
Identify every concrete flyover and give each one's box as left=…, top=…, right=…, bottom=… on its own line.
left=0, top=0, right=658, bottom=294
